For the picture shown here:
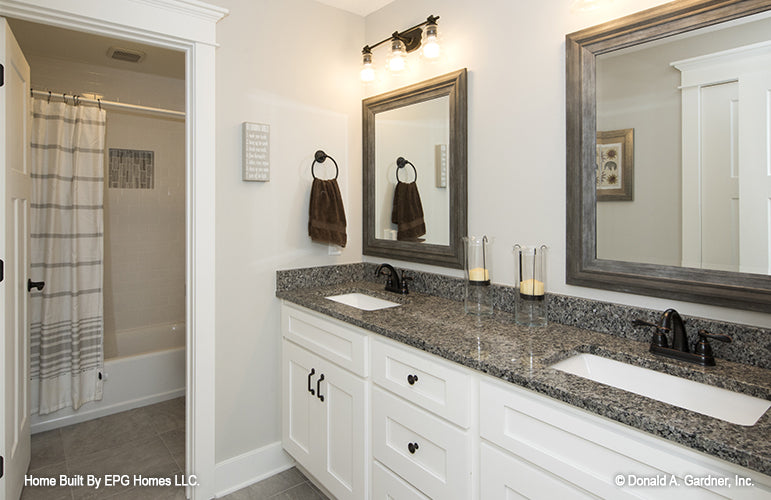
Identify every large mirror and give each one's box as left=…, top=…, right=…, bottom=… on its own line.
left=363, top=69, right=467, bottom=268
left=566, top=0, right=771, bottom=312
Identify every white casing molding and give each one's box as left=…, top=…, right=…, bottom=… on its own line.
left=0, top=1, right=226, bottom=499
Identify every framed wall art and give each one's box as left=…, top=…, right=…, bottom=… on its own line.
left=596, top=128, right=633, bottom=201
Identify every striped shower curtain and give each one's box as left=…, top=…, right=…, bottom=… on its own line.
left=30, top=98, right=106, bottom=415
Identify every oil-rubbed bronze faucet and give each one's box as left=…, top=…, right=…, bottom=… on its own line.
left=375, top=263, right=410, bottom=294
left=633, top=309, right=731, bottom=366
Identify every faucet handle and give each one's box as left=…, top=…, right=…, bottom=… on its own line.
left=632, top=319, right=670, bottom=348
left=400, top=275, right=412, bottom=295
left=693, top=330, right=731, bottom=364
left=697, top=329, right=731, bottom=343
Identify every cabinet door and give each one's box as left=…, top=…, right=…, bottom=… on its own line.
left=282, top=340, right=324, bottom=478
left=316, top=356, right=368, bottom=500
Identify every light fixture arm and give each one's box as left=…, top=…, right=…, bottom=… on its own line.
left=362, top=15, right=440, bottom=55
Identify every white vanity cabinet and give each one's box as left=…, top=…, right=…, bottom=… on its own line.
left=281, top=301, right=771, bottom=500
left=281, top=305, right=369, bottom=500
left=370, top=337, right=473, bottom=500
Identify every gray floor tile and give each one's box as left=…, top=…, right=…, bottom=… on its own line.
left=103, top=483, right=187, bottom=499
left=145, top=398, right=185, bottom=435
left=29, top=429, right=66, bottom=472
left=21, top=462, right=72, bottom=500
left=221, top=468, right=307, bottom=500
left=67, top=436, right=179, bottom=500
left=59, top=407, right=158, bottom=460
left=159, top=429, right=185, bottom=471
left=271, top=482, right=326, bottom=500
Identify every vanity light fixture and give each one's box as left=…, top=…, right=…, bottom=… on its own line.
left=360, top=15, right=440, bottom=82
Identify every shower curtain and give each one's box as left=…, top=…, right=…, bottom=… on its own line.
left=29, top=97, right=106, bottom=415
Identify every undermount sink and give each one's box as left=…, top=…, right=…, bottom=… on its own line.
left=325, top=292, right=401, bottom=311
left=550, top=353, right=770, bottom=426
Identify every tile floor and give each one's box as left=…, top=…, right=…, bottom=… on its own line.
left=22, top=398, right=327, bottom=500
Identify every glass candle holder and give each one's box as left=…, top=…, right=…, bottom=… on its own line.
left=514, top=244, right=548, bottom=326
left=463, top=235, right=493, bottom=315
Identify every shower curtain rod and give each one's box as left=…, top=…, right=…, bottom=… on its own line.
left=31, top=90, right=185, bottom=120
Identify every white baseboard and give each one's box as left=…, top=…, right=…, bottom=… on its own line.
left=214, top=441, right=295, bottom=498
left=31, top=388, right=185, bottom=434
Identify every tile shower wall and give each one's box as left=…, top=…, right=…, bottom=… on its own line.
left=28, top=55, right=185, bottom=359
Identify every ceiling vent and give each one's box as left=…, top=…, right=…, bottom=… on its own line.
left=107, top=47, right=146, bottom=63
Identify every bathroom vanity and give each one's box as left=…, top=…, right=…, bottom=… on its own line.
left=277, top=277, right=771, bottom=500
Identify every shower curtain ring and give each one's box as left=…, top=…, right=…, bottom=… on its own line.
left=97, top=99, right=102, bottom=111
left=48, top=91, right=52, bottom=103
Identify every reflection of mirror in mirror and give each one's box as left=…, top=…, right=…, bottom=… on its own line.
left=375, top=96, right=450, bottom=245
left=596, top=12, right=771, bottom=275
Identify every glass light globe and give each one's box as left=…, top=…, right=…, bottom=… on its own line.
left=386, top=38, right=407, bottom=73
left=360, top=52, right=375, bottom=82
left=422, top=23, right=440, bottom=59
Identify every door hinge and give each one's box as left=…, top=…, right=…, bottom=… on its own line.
left=0, top=454, right=4, bottom=478
left=0, top=63, right=4, bottom=87
left=0, top=259, right=4, bottom=282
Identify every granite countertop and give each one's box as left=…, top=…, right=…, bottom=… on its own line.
left=276, top=281, right=771, bottom=476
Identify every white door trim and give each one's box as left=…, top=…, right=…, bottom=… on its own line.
left=0, top=2, right=227, bottom=499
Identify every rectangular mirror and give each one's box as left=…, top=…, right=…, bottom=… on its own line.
left=363, top=69, right=467, bottom=268
left=566, top=0, right=771, bottom=312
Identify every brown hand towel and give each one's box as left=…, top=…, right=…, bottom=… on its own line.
left=391, top=181, right=426, bottom=241
left=308, top=178, right=347, bottom=247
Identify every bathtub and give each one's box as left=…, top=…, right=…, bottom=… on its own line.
left=30, top=322, right=186, bottom=434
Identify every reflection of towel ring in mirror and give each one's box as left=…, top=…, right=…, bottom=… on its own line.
left=396, top=156, right=417, bottom=182
left=311, top=150, right=339, bottom=180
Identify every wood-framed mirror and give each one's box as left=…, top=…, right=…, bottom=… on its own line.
left=363, top=68, right=467, bottom=268
left=566, top=0, right=771, bottom=312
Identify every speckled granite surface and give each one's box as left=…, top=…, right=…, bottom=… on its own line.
left=276, top=271, right=771, bottom=476
left=278, top=263, right=771, bottom=369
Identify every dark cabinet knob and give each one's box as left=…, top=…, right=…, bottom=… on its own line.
left=307, top=368, right=315, bottom=395
left=407, top=374, right=418, bottom=385
left=27, top=279, right=45, bottom=292
left=407, top=442, right=419, bottom=454
left=317, top=374, right=325, bottom=402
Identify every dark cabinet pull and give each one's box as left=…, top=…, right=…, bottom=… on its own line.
left=27, top=279, right=45, bottom=292
left=317, top=374, right=325, bottom=402
left=307, top=368, right=315, bottom=395
left=407, top=374, right=418, bottom=385
left=408, top=442, right=419, bottom=454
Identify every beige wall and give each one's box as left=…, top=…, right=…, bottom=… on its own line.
left=26, top=55, right=185, bottom=359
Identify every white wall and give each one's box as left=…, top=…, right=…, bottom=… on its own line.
left=25, top=55, right=186, bottom=359
left=361, top=0, right=771, bottom=329
left=213, top=0, right=364, bottom=463
left=210, top=0, right=771, bottom=474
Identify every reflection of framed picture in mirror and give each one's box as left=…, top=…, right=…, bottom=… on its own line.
left=596, top=128, right=633, bottom=201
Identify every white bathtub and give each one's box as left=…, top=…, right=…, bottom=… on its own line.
left=30, top=322, right=186, bottom=434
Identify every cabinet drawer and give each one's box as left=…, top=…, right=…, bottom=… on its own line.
left=372, top=387, right=471, bottom=500
left=282, top=303, right=368, bottom=376
left=372, top=461, right=429, bottom=500
left=481, top=442, right=599, bottom=500
left=479, top=379, right=732, bottom=500
left=371, top=337, right=471, bottom=427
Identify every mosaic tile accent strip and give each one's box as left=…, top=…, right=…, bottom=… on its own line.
left=109, top=149, right=155, bottom=189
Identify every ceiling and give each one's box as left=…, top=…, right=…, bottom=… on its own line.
left=6, top=18, right=185, bottom=80
left=313, top=0, right=394, bottom=17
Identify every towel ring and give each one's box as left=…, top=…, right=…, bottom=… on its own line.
left=396, top=156, right=418, bottom=183
left=311, top=150, right=339, bottom=180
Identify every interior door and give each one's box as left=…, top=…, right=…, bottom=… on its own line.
left=0, top=17, right=32, bottom=500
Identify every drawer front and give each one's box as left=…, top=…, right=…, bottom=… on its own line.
left=371, top=337, right=471, bottom=427
left=372, top=461, right=429, bottom=500
left=481, top=442, right=599, bottom=500
left=372, top=387, right=471, bottom=500
left=282, top=303, right=368, bottom=376
left=479, top=379, right=728, bottom=500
